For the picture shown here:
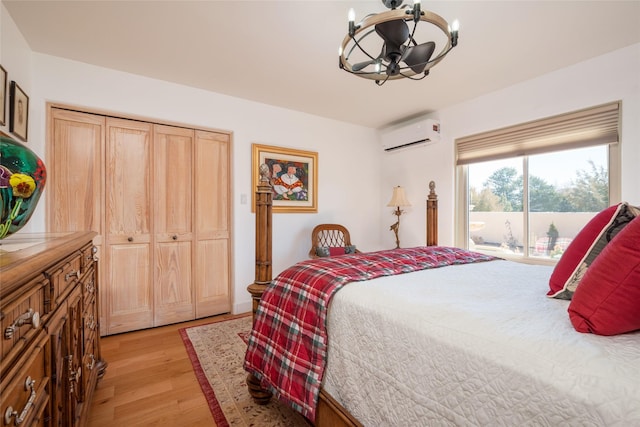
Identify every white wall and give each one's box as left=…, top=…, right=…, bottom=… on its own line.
left=0, top=3, right=33, bottom=136
left=5, top=1, right=640, bottom=315
left=382, top=43, right=640, bottom=247
left=1, top=3, right=382, bottom=314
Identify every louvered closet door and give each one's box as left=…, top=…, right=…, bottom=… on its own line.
left=105, top=118, right=154, bottom=334
left=153, top=124, right=195, bottom=326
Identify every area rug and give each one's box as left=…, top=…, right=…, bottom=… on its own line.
left=179, top=315, right=309, bottom=426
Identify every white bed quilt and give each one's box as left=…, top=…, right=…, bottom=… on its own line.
left=323, top=260, right=640, bottom=426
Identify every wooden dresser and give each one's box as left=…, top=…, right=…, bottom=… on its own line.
left=0, top=231, right=106, bottom=426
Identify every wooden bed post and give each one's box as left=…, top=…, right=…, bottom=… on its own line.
left=426, top=180, right=438, bottom=246
left=246, top=163, right=274, bottom=405
left=247, top=163, right=273, bottom=317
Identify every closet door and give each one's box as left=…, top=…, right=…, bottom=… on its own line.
left=194, top=130, right=231, bottom=317
left=153, top=124, right=195, bottom=326
left=48, top=108, right=106, bottom=334
left=105, top=118, right=154, bottom=334
left=48, top=105, right=233, bottom=334
left=48, top=109, right=104, bottom=235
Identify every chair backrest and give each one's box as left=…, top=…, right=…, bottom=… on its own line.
left=309, top=224, right=358, bottom=258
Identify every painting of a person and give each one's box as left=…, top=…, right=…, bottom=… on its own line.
left=273, top=164, right=304, bottom=200
left=270, top=163, right=282, bottom=181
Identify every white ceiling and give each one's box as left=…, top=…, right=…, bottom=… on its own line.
left=3, top=1, right=640, bottom=129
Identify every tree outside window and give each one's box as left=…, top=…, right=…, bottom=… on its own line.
left=466, top=145, right=609, bottom=260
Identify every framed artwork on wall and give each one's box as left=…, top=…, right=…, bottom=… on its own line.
left=252, top=143, right=318, bottom=213
left=9, top=81, right=29, bottom=142
left=0, top=65, right=7, bottom=126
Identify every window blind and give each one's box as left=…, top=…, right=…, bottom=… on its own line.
left=456, top=101, right=620, bottom=165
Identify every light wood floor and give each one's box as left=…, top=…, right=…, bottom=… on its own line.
left=88, top=313, right=248, bottom=426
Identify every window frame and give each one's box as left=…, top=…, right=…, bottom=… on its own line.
left=455, top=127, right=621, bottom=265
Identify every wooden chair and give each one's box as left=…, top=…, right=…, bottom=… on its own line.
left=309, top=224, right=361, bottom=259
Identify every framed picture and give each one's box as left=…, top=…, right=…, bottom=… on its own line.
left=0, top=65, right=6, bottom=126
left=252, top=143, right=318, bottom=213
left=9, top=81, right=29, bottom=142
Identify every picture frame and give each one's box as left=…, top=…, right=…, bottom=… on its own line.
left=0, top=65, right=7, bottom=126
left=9, top=81, right=29, bottom=142
left=252, top=143, right=318, bottom=213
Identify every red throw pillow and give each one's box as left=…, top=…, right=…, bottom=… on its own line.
left=547, top=203, right=638, bottom=299
left=568, top=215, right=640, bottom=335
left=328, top=246, right=345, bottom=256
left=316, top=246, right=357, bottom=257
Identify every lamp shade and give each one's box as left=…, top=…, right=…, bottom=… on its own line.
left=387, top=186, right=411, bottom=207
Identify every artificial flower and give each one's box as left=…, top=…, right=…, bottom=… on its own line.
left=9, top=173, right=36, bottom=198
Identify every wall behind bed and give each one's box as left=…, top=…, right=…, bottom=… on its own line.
left=4, top=2, right=639, bottom=315
left=381, top=42, right=640, bottom=248
left=1, top=3, right=383, bottom=315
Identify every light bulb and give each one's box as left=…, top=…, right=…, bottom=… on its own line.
left=338, top=46, right=343, bottom=56
left=412, top=0, right=421, bottom=21
left=348, top=8, right=357, bottom=37
left=452, top=19, right=460, bottom=32
left=348, top=8, right=355, bottom=23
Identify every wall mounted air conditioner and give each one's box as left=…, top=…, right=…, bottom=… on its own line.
left=380, top=119, right=441, bottom=152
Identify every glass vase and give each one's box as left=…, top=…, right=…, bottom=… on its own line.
left=0, top=135, right=47, bottom=239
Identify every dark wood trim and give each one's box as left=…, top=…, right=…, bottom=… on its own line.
left=316, top=389, right=363, bottom=427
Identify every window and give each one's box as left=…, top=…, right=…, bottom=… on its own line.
left=455, top=102, right=621, bottom=263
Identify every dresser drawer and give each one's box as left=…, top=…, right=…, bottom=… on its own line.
left=0, top=275, right=48, bottom=369
left=1, top=231, right=102, bottom=427
left=0, top=332, right=50, bottom=427
left=46, top=251, right=82, bottom=307
left=81, top=267, right=97, bottom=311
left=79, top=243, right=97, bottom=274
left=82, top=299, right=98, bottom=347
left=80, top=333, right=99, bottom=403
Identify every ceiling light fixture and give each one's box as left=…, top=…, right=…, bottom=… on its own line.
left=339, top=0, right=459, bottom=86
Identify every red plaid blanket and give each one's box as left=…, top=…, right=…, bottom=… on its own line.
left=243, top=246, right=498, bottom=420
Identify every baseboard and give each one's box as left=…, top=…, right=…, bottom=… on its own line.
left=233, top=300, right=252, bottom=315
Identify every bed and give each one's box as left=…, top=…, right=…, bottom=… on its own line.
left=243, top=165, right=640, bottom=426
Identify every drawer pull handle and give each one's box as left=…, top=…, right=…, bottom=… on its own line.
left=65, top=270, right=81, bottom=281
left=85, top=280, right=95, bottom=294
left=86, top=314, right=96, bottom=331
left=87, top=354, right=96, bottom=371
left=67, top=356, right=81, bottom=395
left=4, top=376, right=36, bottom=425
left=172, top=235, right=178, bottom=240
left=4, top=309, right=40, bottom=340
left=127, top=237, right=133, bottom=242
